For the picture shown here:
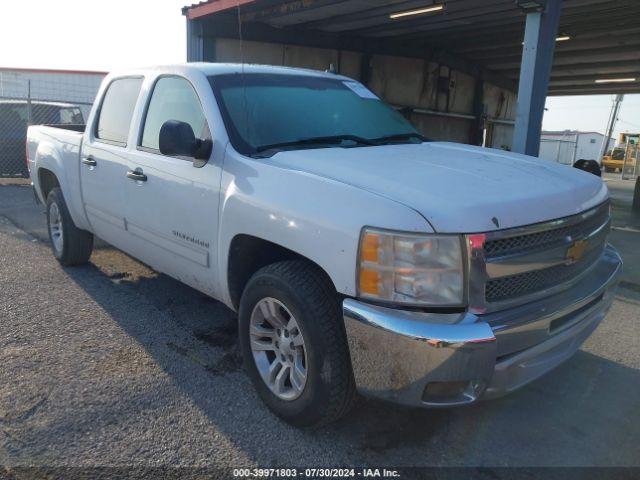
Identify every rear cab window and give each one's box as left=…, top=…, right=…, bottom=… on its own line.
left=95, top=77, right=143, bottom=146
left=33, top=106, right=84, bottom=125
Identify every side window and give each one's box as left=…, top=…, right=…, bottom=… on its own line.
left=141, top=76, right=210, bottom=154
left=96, top=77, right=143, bottom=145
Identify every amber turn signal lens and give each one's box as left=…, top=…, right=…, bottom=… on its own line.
left=360, top=232, right=379, bottom=263
left=359, top=268, right=380, bottom=296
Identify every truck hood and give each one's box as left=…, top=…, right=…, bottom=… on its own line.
left=269, top=142, right=608, bottom=233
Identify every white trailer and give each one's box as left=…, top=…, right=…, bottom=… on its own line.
left=539, top=131, right=614, bottom=165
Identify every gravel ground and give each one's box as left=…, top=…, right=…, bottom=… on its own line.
left=0, top=181, right=639, bottom=471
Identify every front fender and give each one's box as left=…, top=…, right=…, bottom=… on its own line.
left=217, top=151, right=432, bottom=307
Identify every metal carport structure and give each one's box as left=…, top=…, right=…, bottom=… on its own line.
left=182, top=0, right=640, bottom=155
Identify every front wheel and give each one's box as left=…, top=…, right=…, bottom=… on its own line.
left=239, top=260, right=355, bottom=427
left=46, top=187, right=94, bottom=266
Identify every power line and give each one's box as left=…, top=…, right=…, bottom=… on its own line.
left=618, top=119, right=640, bottom=130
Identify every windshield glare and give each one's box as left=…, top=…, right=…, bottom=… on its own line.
left=209, top=73, right=420, bottom=155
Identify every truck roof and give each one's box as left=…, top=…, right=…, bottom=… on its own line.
left=114, top=63, right=351, bottom=81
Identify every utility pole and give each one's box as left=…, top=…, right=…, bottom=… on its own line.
left=599, top=94, right=624, bottom=159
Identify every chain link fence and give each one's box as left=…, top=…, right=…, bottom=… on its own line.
left=0, top=70, right=104, bottom=177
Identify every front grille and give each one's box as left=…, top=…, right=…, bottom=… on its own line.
left=485, top=246, right=602, bottom=303
left=484, top=205, right=609, bottom=258
left=472, top=202, right=610, bottom=310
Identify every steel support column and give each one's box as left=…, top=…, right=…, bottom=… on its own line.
left=513, top=0, right=562, bottom=156
left=470, top=79, right=485, bottom=146
left=186, top=18, right=204, bottom=62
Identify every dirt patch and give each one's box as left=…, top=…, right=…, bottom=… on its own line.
left=327, top=398, right=453, bottom=454
left=195, top=324, right=243, bottom=375
left=194, top=324, right=237, bottom=348
left=206, top=351, right=243, bottom=375
left=166, top=329, right=243, bottom=378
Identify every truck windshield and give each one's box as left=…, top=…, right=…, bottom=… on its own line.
left=208, top=73, right=422, bottom=156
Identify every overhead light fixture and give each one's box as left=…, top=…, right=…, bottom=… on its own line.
left=595, top=78, right=637, bottom=84
left=389, top=4, right=445, bottom=19
left=521, top=35, right=571, bottom=45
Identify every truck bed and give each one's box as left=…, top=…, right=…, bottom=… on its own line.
left=27, top=124, right=90, bottom=231
left=41, top=123, right=86, bottom=133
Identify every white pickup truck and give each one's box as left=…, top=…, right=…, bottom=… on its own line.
left=27, top=64, right=622, bottom=427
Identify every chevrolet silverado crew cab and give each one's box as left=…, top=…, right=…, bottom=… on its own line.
left=27, top=64, right=622, bottom=427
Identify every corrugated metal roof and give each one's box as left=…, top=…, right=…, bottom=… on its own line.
left=182, top=0, right=640, bottom=96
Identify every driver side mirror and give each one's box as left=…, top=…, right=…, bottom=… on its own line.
left=159, top=120, right=212, bottom=167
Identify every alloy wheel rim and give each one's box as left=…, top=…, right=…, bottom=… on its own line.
left=249, top=297, right=308, bottom=401
left=49, top=202, right=63, bottom=254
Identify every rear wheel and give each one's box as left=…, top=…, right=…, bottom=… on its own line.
left=239, top=260, right=355, bottom=427
left=46, top=187, right=93, bottom=266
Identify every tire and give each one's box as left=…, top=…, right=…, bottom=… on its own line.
left=239, top=260, right=355, bottom=427
left=46, top=187, right=94, bottom=266
left=604, top=167, right=613, bottom=173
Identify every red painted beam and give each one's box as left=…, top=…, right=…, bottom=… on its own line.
left=186, top=0, right=257, bottom=20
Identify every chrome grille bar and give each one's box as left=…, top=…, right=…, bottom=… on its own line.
left=466, top=202, right=610, bottom=314
left=485, top=218, right=610, bottom=279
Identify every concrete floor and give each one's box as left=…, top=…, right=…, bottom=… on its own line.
left=0, top=176, right=638, bottom=471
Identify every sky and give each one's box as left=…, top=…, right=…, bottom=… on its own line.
left=543, top=94, right=640, bottom=139
left=1, top=0, right=638, bottom=139
left=0, top=0, right=187, bottom=71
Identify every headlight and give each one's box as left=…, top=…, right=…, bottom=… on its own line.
left=357, top=228, right=465, bottom=307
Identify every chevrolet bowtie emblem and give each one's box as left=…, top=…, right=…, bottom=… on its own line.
left=566, top=239, right=588, bottom=264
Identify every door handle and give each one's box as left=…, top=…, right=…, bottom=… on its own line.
left=126, top=169, right=147, bottom=182
left=82, top=156, right=97, bottom=167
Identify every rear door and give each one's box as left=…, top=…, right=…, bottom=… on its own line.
left=123, top=75, right=221, bottom=296
left=80, top=77, right=143, bottom=248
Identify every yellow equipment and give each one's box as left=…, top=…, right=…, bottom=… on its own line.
left=602, top=133, right=639, bottom=173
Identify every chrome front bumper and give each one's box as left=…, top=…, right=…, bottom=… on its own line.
left=343, top=245, right=622, bottom=407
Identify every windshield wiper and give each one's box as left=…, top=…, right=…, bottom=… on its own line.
left=370, top=133, right=427, bottom=144
left=253, top=135, right=376, bottom=154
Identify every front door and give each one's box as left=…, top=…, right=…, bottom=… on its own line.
left=123, top=75, right=221, bottom=296
left=81, top=77, right=143, bottom=248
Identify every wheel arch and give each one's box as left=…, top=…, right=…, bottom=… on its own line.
left=227, top=234, right=338, bottom=311
left=37, top=167, right=61, bottom=201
